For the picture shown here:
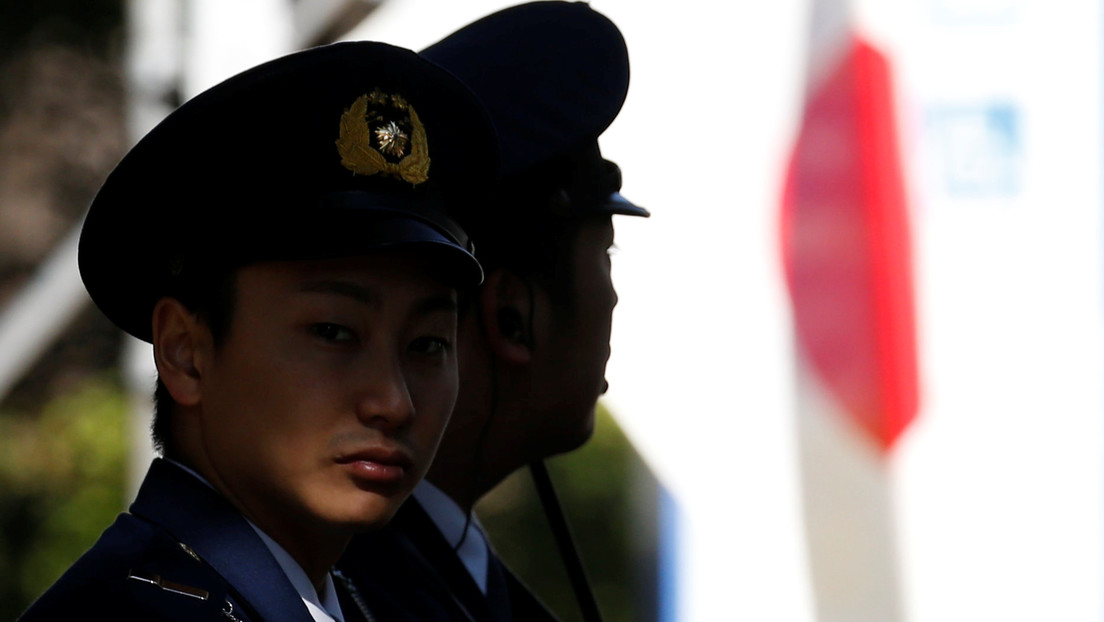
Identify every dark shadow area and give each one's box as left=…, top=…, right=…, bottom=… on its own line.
left=478, top=405, right=662, bottom=622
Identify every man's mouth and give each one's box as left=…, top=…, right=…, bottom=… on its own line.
left=335, top=447, right=413, bottom=486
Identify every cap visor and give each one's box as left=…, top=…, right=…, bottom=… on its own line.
left=597, top=192, right=649, bottom=217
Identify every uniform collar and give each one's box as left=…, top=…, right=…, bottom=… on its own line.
left=249, top=524, right=346, bottom=622
left=162, top=458, right=345, bottom=620
left=130, top=458, right=316, bottom=622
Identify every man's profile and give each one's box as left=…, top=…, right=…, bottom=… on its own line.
left=338, top=4, right=649, bottom=620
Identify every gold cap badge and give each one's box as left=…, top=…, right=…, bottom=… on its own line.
left=336, top=90, right=429, bottom=185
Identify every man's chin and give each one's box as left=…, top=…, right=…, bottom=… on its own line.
left=326, top=494, right=407, bottom=533
left=546, top=409, right=598, bottom=457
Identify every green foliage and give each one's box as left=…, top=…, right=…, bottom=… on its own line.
left=0, top=378, right=129, bottom=619
left=477, top=404, right=660, bottom=622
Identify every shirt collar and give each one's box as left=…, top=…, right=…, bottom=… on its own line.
left=249, top=523, right=346, bottom=622
left=412, top=480, right=490, bottom=593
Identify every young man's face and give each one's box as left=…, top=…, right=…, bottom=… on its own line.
left=535, top=215, right=618, bottom=454
left=192, top=252, right=459, bottom=538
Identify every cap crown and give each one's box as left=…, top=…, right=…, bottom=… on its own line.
left=80, top=41, right=498, bottom=340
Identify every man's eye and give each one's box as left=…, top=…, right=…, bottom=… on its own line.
left=409, top=336, right=451, bottom=355
left=310, top=323, right=356, bottom=343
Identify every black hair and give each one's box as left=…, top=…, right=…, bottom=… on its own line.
left=465, top=146, right=620, bottom=296
left=468, top=205, right=582, bottom=296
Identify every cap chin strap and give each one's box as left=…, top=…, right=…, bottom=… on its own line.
left=529, top=460, right=604, bottom=622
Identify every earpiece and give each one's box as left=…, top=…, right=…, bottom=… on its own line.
left=497, top=307, right=526, bottom=343
left=482, top=271, right=536, bottom=360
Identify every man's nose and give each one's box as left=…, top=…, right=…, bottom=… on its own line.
left=355, top=356, right=415, bottom=432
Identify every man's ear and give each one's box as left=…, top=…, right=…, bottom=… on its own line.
left=151, top=297, right=208, bottom=407
left=480, top=269, right=535, bottom=365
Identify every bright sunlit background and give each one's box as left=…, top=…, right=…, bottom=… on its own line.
left=2, top=1, right=1104, bottom=620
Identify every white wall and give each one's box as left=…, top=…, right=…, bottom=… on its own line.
left=885, top=1, right=1104, bottom=619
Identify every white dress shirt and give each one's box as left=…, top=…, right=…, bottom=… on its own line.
left=249, top=524, right=346, bottom=622
left=412, top=480, right=491, bottom=594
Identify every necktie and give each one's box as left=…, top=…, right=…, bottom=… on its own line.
left=331, top=569, right=378, bottom=622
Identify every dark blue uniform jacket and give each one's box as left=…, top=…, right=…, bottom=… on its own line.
left=338, top=498, right=560, bottom=622
left=18, top=459, right=318, bottom=622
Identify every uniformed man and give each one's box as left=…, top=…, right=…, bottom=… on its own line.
left=19, top=41, right=498, bottom=622
left=337, top=3, right=649, bottom=621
